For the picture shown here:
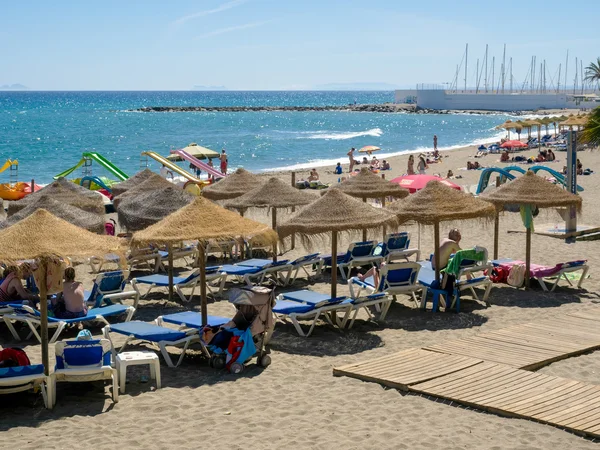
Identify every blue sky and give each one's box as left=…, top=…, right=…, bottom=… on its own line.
left=1, top=0, right=599, bottom=90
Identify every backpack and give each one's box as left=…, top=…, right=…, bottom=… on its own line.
left=105, top=219, right=116, bottom=236
left=0, top=348, right=31, bottom=368
left=507, top=264, right=526, bottom=287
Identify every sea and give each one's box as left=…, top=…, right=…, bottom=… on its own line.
left=0, top=91, right=516, bottom=183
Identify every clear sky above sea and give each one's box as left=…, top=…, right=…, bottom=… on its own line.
left=1, top=0, right=599, bottom=91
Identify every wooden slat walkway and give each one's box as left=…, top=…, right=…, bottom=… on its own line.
left=411, top=362, right=600, bottom=438
left=333, top=312, right=600, bottom=439
left=333, top=348, right=483, bottom=391
left=425, top=313, right=600, bottom=370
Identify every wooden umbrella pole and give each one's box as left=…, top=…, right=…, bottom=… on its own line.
left=525, top=226, right=531, bottom=289
left=39, top=261, right=49, bottom=376
left=199, top=244, right=208, bottom=326
left=290, top=173, right=296, bottom=250
left=362, top=198, right=368, bottom=241
left=272, top=208, right=278, bottom=262
left=434, top=222, right=441, bottom=282
left=331, top=231, right=338, bottom=299
left=168, top=243, right=174, bottom=301
left=493, top=210, right=499, bottom=260
left=381, top=197, right=386, bottom=241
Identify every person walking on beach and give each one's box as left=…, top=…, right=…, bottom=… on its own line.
left=433, top=135, right=438, bottom=151
left=417, top=155, right=427, bottom=174
left=220, top=149, right=228, bottom=174
left=407, top=155, right=415, bottom=175
left=347, top=147, right=356, bottom=173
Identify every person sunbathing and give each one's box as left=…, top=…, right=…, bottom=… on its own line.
left=357, top=263, right=384, bottom=288
left=0, top=265, right=39, bottom=305
left=51, top=267, right=87, bottom=319
left=307, top=168, right=319, bottom=181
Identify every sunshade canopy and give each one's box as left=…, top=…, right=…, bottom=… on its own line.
left=390, top=174, right=461, bottom=194
left=332, top=168, right=410, bottom=199
left=8, top=178, right=105, bottom=216
left=112, top=172, right=175, bottom=208
left=167, top=143, right=220, bottom=161
left=500, top=140, right=528, bottom=149
left=0, top=195, right=105, bottom=234
left=358, top=145, right=381, bottom=153
left=224, top=177, right=316, bottom=211
left=111, top=168, right=156, bottom=197
left=201, top=168, right=262, bottom=200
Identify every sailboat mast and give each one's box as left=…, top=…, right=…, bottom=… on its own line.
left=564, top=50, right=569, bottom=93
left=484, top=44, right=488, bottom=92
left=464, top=43, right=468, bottom=92
left=501, top=44, right=506, bottom=93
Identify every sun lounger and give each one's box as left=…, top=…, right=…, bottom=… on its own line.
left=335, top=241, right=384, bottom=281
left=3, top=303, right=135, bottom=344
left=288, top=253, right=323, bottom=284
left=155, top=311, right=230, bottom=330
left=380, top=232, right=420, bottom=263
left=131, top=267, right=224, bottom=301
left=273, top=289, right=351, bottom=337
left=491, top=258, right=588, bottom=291
left=103, top=321, right=203, bottom=368
left=157, top=243, right=198, bottom=267
left=0, top=364, right=51, bottom=409
left=347, top=262, right=422, bottom=327
left=86, top=270, right=140, bottom=308
left=51, top=339, right=117, bottom=407
left=417, top=261, right=492, bottom=312
left=219, top=259, right=290, bottom=288
left=243, top=260, right=293, bottom=286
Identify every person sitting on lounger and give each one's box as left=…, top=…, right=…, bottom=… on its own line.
left=357, top=262, right=385, bottom=289
left=51, top=267, right=87, bottom=319
left=433, top=229, right=462, bottom=271
left=0, top=265, right=39, bottom=305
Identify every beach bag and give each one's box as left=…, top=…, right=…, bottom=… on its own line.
left=507, top=264, right=526, bottom=287
left=105, top=219, right=116, bottom=236
left=487, top=267, right=508, bottom=284
left=0, top=348, right=31, bottom=368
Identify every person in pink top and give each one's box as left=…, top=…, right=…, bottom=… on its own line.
left=0, top=266, right=39, bottom=304
left=52, top=267, right=87, bottom=319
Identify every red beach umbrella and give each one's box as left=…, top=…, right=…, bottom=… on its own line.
left=390, top=174, right=461, bottom=193
left=500, top=140, right=528, bottom=149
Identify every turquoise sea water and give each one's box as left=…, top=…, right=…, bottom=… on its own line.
left=0, top=91, right=514, bottom=183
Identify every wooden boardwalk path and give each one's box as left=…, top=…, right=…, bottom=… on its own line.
left=333, top=312, right=600, bottom=438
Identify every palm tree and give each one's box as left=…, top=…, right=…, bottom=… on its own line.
left=584, top=58, right=600, bottom=86
left=581, top=107, right=600, bottom=147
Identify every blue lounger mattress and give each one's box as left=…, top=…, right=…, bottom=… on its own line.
left=219, top=265, right=262, bottom=275
left=108, top=321, right=189, bottom=342
left=235, top=259, right=274, bottom=268
left=0, top=364, right=45, bottom=379
left=273, top=300, right=315, bottom=315
left=160, top=312, right=229, bottom=329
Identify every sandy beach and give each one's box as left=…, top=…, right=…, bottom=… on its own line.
left=2, top=136, right=600, bottom=450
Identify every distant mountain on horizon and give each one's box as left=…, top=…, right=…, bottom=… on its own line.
left=192, top=85, right=228, bottom=91
left=0, top=83, right=29, bottom=90
left=313, top=82, right=400, bottom=91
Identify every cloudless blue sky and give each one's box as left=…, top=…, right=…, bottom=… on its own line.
left=1, top=0, right=599, bottom=90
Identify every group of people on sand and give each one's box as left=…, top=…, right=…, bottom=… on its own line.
left=345, top=148, right=390, bottom=173
left=0, top=265, right=87, bottom=319
left=406, top=154, right=428, bottom=175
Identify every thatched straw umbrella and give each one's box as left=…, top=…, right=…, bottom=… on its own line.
left=329, top=167, right=409, bottom=240
left=201, top=168, right=262, bottom=201
left=516, top=120, right=531, bottom=139
left=0, top=195, right=105, bottom=234
left=561, top=115, right=586, bottom=130
left=132, top=198, right=277, bottom=324
left=0, top=209, right=125, bottom=376
left=224, top=177, right=316, bottom=261
left=481, top=171, right=582, bottom=287
left=278, top=189, right=399, bottom=298
left=112, top=172, right=175, bottom=209
left=8, top=178, right=105, bottom=217
left=111, top=168, right=155, bottom=197
left=116, top=186, right=194, bottom=232
left=388, top=181, right=495, bottom=281
left=496, top=120, right=523, bottom=140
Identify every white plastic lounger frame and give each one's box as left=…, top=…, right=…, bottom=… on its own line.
left=51, top=339, right=118, bottom=407
left=131, top=269, right=224, bottom=302
left=243, top=263, right=293, bottom=287
left=102, top=325, right=206, bottom=368
left=89, top=270, right=141, bottom=308
left=537, top=264, right=589, bottom=292
left=338, top=241, right=383, bottom=281
left=383, top=232, right=421, bottom=263
left=274, top=298, right=352, bottom=338
left=289, top=254, right=324, bottom=284
left=3, top=305, right=136, bottom=344
left=0, top=369, right=51, bottom=409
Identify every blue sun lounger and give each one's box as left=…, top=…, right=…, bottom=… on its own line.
left=273, top=289, right=351, bottom=337
left=346, top=262, right=423, bottom=328
left=3, top=303, right=135, bottom=344
left=288, top=253, right=323, bottom=284
left=379, top=232, right=420, bottom=263
left=0, top=364, right=50, bottom=409
left=220, top=259, right=292, bottom=288
left=131, top=267, right=224, bottom=301
left=155, top=311, right=230, bottom=330
left=103, top=321, right=204, bottom=368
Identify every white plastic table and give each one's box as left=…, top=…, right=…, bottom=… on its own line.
left=116, top=351, right=161, bottom=394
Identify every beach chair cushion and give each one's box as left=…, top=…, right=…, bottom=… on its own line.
left=108, top=321, right=188, bottom=342
left=0, top=364, right=44, bottom=379
left=55, top=340, right=112, bottom=369
left=281, top=289, right=346, bottom=307
left=273, top=300, right=315, bottom=315
left=10, top=304, right=131, bottom=324
left=492, top=259, right=587, bottom=278
left=235, top=259, right=274, bottom=268
left=134, top=272, right=198, bottom=287
left=219, top=265, right=262, bottom=275
left=160, top=312, right=229, bottom=329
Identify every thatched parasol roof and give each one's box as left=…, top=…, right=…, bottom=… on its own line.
left=560, top=116, right=586, bottom=127
left=481, top=170, right=582, bottom=211
left=111, top=168, right=155, bottom=197
left=112, top=172, right=175, bottom=208
left=0, top=195, right=105, bottom=234
left=132, top=197, right=277, bottom=246
left=277, top=188, right=399, bottom=238
left=329, top=167, right=410, bottom=199
left=201, top=168, right=262, bottom=200
left=0, top=209, right=124, bottom=262
left=224, top=177, right=316, bottom=211
left=8, top=178, right=105, bottom=217
left=117, top=186, right=195, bottom=232
left=388, top=180, right=496, bottom=225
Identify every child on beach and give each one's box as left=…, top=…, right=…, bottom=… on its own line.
left=334, top=163, right=342, bottom=175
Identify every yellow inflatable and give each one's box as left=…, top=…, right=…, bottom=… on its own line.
left=0, top=182, right=32, bottom=201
